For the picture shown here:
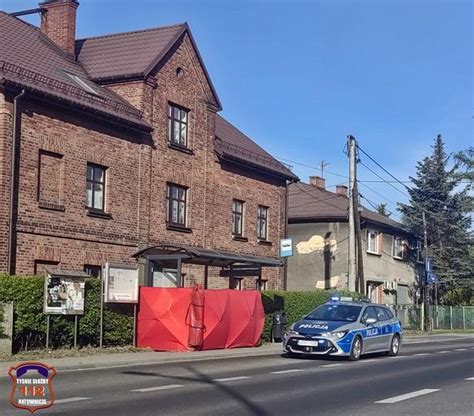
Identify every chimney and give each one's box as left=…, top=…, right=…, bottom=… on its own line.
left=39, top=0, right=79, bottom=56
left=336, top=185, right=348, bottom=196
left=309, top=176, right=325, bottom=189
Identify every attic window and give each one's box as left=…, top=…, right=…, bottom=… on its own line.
left=176, top=67, right=184, bottom=79
left=64, top=72, right=100, bottom=96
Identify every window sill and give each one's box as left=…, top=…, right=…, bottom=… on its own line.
left=393, top=256, right=406, bottom=261
left=168, top=142, right=194, bottom=155
left=38, top=202, right=65, bottom=212
left=166, top=224, right=192, bottom=233
left=367, top=250, right=381, bottom=256
left=86, top=208, right=113, bottom=219
left=232, top=235, right=248, bottom=242
left=258, top=239, right=272, bottom=246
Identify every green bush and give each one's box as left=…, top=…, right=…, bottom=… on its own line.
left=261, top=290, right=361, bottom=342
left=0, top=275, right=133, bottom=352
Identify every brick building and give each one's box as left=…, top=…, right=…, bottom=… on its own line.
left=0, top=1, right=297, bottom=289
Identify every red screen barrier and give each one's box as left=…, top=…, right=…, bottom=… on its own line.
left=137, top=287, right=264, bottom=351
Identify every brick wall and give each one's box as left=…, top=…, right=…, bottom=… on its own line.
left=0, top=33, right=287, bottom=288
left=0, top=89, right=12, bottom=272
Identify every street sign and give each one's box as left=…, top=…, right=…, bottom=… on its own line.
left=426, top=272, right=437, bottom=283
left=280, top=238, right=293, bottom=257
left=425, top=257, right=432, bottom=273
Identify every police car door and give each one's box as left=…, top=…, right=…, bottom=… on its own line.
left=361, top=306, right=380, bottom=352
left=375, top=306, right=392, bottom=350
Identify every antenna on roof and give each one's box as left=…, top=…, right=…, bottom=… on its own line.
left=319, top=160, right=330, bottom=178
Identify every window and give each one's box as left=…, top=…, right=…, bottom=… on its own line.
left=232, top=200, right=244, bottom=236
left=84, top=265, right=102, bottom=278
left=34, top=260, right=59, bottom=276
left=257, top=206, right=268, bottom=240
left=168, top=104, right=189, bottom=147
left=361, top=306, right=378, bottom=323
left=64, top=72, right=101, bottom=96
left=230, top=277, right=242, bottom=290
left=393, top=236, right=405, bottom=259
left=86, top=163, right=106, bottom=211
left=367, top=229, right=381, bottom=255
left=256, top=279, right=267, bottom=291
left=166, top=184, right=187, bottom=227
left=375, top=307, right=390, bottom=321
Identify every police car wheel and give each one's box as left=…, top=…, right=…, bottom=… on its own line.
left=349, top=336, right=362, bottom=361
left=388, top=334, right=400, bottom=356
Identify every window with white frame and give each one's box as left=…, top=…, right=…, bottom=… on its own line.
left=367, top=229, right=381, bottom=254
left=392, top=236, right=404, bottom=259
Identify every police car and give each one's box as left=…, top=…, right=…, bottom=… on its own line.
left=283, top=296, right=402, bottom=360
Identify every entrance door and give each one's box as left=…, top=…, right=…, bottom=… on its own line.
left=361, top=306, right=381, bottom=352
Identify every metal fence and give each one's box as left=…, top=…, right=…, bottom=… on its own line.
left=393, top=305, right=474, bottom=331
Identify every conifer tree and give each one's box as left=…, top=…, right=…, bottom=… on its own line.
left=399, top=136, right=473, bottom=301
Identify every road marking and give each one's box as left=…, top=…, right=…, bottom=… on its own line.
left=414, top=353, right=430, bottom=356
left=361, top=359, right=379, bottom=362
left=55, top=397, right=91, bottom=404
left=388, top=356, right=408, bottom=359
left=214, top=376, right=251, bottom=382
left=321, top=363, right=344, bottom=368
left=375, top=389, right=440, bottom=404
left=436, top=351, right=451, bottom=354
left=454, top=348, right=468, bottom=351
left=131, top=384, right=184, bottom=393
left=270, top=369, right=304, bottom=374
left=465, top=377, right=474, bottom=381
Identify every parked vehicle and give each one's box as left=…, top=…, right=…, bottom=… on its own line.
left=283, top=296, right=402, bottom=360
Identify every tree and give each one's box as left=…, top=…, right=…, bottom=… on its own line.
left=398, top=135, right=473, bottom=303
left=376, top=203, right=391, bottom=217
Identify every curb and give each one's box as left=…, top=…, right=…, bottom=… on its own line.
left=1, top=334, right=473, bottom=376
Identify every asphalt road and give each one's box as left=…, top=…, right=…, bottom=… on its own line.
left=1, top=338, right=473, bottom=416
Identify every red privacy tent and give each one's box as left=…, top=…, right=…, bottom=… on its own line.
left=137, top=286, right=265, bottom=351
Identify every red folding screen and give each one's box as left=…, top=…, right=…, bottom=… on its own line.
left=137, top=287, right=265, bottom=351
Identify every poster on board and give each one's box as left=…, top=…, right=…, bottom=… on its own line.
left=44, top=273, right=86, bottom=315
left=104, top=263, right=139, bottom=304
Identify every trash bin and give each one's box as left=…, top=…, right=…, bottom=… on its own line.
left=271, top=311, right=288, bottom=342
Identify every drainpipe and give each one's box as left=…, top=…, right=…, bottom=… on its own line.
left=7, top=89, right=26, bottom=275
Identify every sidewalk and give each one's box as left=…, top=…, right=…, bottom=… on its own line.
left=1, top=333, right=473, bottom=376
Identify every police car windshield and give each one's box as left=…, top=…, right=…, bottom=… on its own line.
left=305, top=304, right=362, bottom=322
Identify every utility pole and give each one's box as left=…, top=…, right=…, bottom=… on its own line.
left=422, top=211, right=430, bottom=331
left=354, top=180, right=365, bottom=294
left=347, top=135, right=357, bottom=292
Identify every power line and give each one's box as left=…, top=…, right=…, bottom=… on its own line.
left=359, top=161, right=410, bottom=198
left=359, top=182, right=399, bottom=207
left=276, top=156, right=348, bottom=179
left=356, top=144, right=412, bottom=191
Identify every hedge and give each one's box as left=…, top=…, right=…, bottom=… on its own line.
left=261, top=290, right=361, bottom=342
left=0, top=275, right=133, bottom=352
left=0, top=274, right=360, bottom=352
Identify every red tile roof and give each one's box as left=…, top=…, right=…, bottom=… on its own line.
left=215, top=114, right=298, bottom=180
left=289, top=181, right=409, bottom=232
left=0, top=11, right=151, bottom=130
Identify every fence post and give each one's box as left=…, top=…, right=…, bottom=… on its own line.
left=420, top=305, right=424, bottom=331
left=435, top=305, right=439, bottom=329
left=462, top=306, right=466, bottom=330
left=450, top=306, right=453, bottom=330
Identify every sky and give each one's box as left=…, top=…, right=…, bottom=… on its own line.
left=2, top=0, right=472, bottom=221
